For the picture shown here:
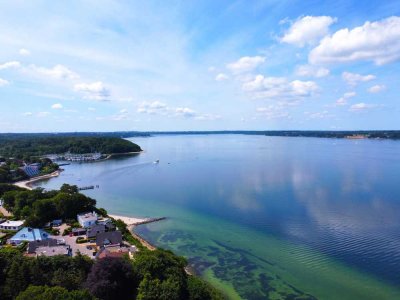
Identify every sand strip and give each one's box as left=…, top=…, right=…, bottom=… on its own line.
left=14, top=170, right=62, bottom=190
left=108, top=214, right=149, bottom=225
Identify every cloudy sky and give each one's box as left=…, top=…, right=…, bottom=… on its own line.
left=0, top=0, right=399, bottom=132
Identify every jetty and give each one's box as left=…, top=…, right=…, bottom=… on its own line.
left=133, top=217, right=166, bottom=226
left=78, top=185, right=95, bottom=191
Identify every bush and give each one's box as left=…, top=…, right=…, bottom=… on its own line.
left=62, top=227, right=72, bottom=236
left=48, top=228, right=59, bottom=235
left=76, top=237, right=88, bottom=244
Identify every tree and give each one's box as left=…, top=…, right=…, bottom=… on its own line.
left=137, top=274, right=183, bottom=300
left=16, top=285, right=95, bottom=300
left=133, top=249, right=189, bottom=300
left=85, top=257, right=138, bottom=300
left=60, top=184, right=78, bottom=194
left=187, top=276, right=223, bottom=300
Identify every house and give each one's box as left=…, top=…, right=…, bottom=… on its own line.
left=9, top=227, right=49, bottom=245
left=27, top=239, right=71, bottom=257
left=77, top=212, right=98, bottom=228
left=0, top=220, right=25, bottom=231
left=97, top=245, right=135, bottom=259
left=86, top=224, right=106, bottom=239
left=98, top=218, right=115, bottom=230
left=35, top=245, right=71, bottom=257
left=72, top=228, right=87, bottom=236
left=96, top=231, right=122, bottom=247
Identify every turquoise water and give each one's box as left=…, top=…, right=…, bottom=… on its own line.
left=34, top=135, right=400, bottom=299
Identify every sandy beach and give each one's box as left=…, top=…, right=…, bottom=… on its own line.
left=14, top=170, right=62, bottom=190
left=108, top=214, right=149, bottom=225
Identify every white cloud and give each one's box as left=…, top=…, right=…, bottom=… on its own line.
left=193, top=113, right=221, bottom=121
left=137, top=101, right=220, bottom=120
left=19, top=48, right=30, bottom=56
left=74, top=81, right=110, bottom=101
left=343, top=91, right=356, bottom=98
left=51, top=103, right=63, bottom=109
left=31, top=64, right=79, bottom=80
left=335, top=91, right=356, bottom=106
left=88, top=107, right=96, bottom=111
left=0, top=61, right=21, bottom=70
left=111, top=108, right=130, bottom=121
left=368, top=84, right=386, bottom=93
left=0, top=78, right=10, bottom=86
left=22, top=112, right=33, bottom=117
left=37, top=111, right=50, bottom=117
left=342, top=72, right=375, bottom=86
left=349, top=102, right=377, bottom=112
left=309, top=16, right=400, bottom=65
left=175, top=107, right=196, bottom=117
left=227, top=56, right=265, bottom=74
left=215, top=73, right=229, bottom=81
left=243, top=75, right=318, bottom=100
left=295, top=65, right=330, bottom=78
left=137, top=101, right=168, bottom=114
left=281, top=16, right=337, bottom=47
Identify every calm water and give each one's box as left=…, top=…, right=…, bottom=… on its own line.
left=34, top=135, right=400, bottom=299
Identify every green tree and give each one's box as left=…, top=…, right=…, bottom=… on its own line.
left=187, top=276, right=224, bottom=300
left=16, top=285, right=95, bottom=300
left=60, top=184, right=78, bottom=194
left=84, top=257, right=138, bottom=300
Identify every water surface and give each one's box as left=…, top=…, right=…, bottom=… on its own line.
left=35, top=135, right=400, bottom=299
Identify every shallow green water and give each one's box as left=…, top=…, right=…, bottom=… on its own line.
left=35, top=135, right=400, bottom=299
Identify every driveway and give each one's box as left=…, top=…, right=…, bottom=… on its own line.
left=53, top=224, right=98, bottom=258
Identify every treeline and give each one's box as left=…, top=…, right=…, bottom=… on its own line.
left=0, top=247, right=223, bottom=300
left=0, top=136, right=142, bottom=158
left=144, top=130, right=400, bottom=139
left=0, top=184, right=96, bottom=227
left=0, top=132, right=149, bottom=139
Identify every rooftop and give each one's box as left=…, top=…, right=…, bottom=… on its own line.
left=0, top=220, right=24, bottom=227
left=35, top=245, right=70, bottom=257
left=10, top=227, right=49, bottom=242
left=77, top=212, right=98, bottom=220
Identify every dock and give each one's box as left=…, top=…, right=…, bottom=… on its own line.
left=78, top=185, right=95, bottom=191
left=133, top=217, right=166, bottom=226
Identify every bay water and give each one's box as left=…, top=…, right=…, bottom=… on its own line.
left=34, top=135, right=400, bottom=299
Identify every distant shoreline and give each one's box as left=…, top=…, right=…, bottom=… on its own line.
left=14, top=170, right=62, bottom=190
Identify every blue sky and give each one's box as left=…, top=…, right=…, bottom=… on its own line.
left=0, top=0, right=399, bottom=132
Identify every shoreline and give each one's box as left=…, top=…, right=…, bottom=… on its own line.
left=13, top=170, right=62, bottom=190
left=109, top=214, right=165, bottom=251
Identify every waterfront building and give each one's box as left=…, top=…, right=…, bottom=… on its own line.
left=86, top=224, right=106, bottom=239
left=96, top=231, right=122, bottom=247
left=77, top=211, right=98, bottom=228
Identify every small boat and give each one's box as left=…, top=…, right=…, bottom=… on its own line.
left=154, top=159, right=160, bottom=164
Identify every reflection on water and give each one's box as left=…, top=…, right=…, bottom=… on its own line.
left=35, top=135, right=400, bottom=299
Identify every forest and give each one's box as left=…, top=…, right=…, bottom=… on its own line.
left=0, top=136, right=142, bottom=158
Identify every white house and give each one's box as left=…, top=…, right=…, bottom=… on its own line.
left=77, top=212, right=98, bottom=228
left=0, top=220, right=24, bottom=231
